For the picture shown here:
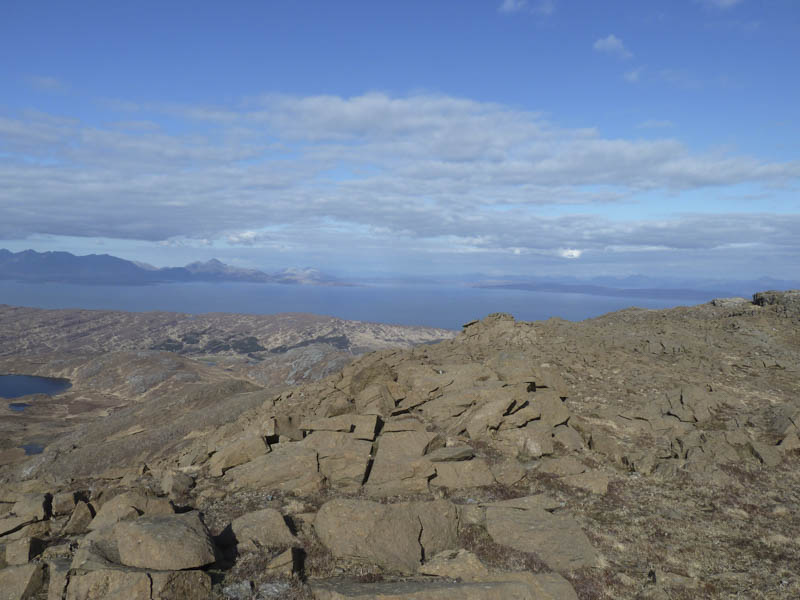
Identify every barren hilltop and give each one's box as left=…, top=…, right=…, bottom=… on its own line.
left=1, top=292, right=799, bottom=599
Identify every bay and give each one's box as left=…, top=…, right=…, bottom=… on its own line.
left=0, top=280, right=703, bottom=330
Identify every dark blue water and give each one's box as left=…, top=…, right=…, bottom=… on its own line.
left=9, top=402, right=31, bottom=411
left=0, top=281, right=702, bottom=330
left=0, top=375, right=72, bottom=399
left=21, top=443, right=44, bottom=455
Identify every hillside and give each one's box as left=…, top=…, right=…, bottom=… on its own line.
left=0, top=292, right=798, bottom=599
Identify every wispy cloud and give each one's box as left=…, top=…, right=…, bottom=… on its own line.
left=593, top=34, right=633, bottom=59
left=624, top=67, right=644, bottom=83
left=532, top=0, right=556, bottom=15
left=0, top=93, right=798, bottom=269
left=637, top=120, right=674, bottom=129
left=499, top=0, right=554, bottom=16
left=703, top=0, right=744, bottom=8
left=27, top=75, right=68, bottom=92
left=499, top=0, right=527, bottom=14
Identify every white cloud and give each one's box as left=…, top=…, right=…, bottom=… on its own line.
left=0, top=93, right=798, bottom=271
left=593, top=34, right=633, bottom=59
left=499, top=0, right=527, bottom=13
left=624, top=67, right=644, bottom=83
left=559, top=248, right=583, bottom=259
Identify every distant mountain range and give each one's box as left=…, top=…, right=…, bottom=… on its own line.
left=0, top=249, right=344, bottom=286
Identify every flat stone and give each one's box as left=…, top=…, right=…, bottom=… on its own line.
left=485, top=504, right=597, bottom=572
left=430, top=459, right=496, bottom=489
left=490, top=460, right=527, bottom=486
left=310, top=571, right=577, bottom=599
left=562, top=471, right=611, bottom=494
left=537, top=456, right=586, bottom=476
left=425, top=446, right=474, bottom=462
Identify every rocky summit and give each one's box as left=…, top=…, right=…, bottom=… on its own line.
left=1, top=291, right=799, bottom=599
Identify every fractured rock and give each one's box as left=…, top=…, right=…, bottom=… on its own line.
left=302, top=431, right=372, bottom=490
left=208, top=434, right=269, bottom=477
left=313, top=499, right=458, bottom=574
left=484, top=497, right=597, bottom=572
left=224, top=445, right=322, bottom=494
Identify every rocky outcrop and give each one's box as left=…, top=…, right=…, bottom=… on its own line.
left=2, top=293, right=800, bottom=598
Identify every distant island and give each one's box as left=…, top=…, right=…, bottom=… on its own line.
left=0, top=249, right=346, bottom=286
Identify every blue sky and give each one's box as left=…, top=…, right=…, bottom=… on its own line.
left=1, top=0, right=798, bottom=280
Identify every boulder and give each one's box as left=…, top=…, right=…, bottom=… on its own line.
left=364, top=431, right=439, bottom=495
left=10, top=496, right=48, bottom=522
left=149, top=570, right=212, bottom=599
left=228, top=508, right=297, bottom=552
left=302, top=431, right=372, bottom=490
left=265, top=548, right=295, bottom=576
left=301, top=414, right=379, bottom=441
left=47, top=559, right=70, bottom=600
left=63, top=501, right=93, bottom=535
left=224, top=445, right=323, bottom=494
left=51, top=491, right=77, bottom=517
left=208, top=434, right=269, bottom=477
left=160, top=470, right=194, bottom=497
left=355, top=383, right=397, bottom=417
left=65, top=569, right=210, bottom=600
left=113, top=512, right=215, bottom=570
left=490, top=460, right=527, bottom=486
left=5, top=537, right=43, bottom=565
left=0, top=563, right=44, bottom=600
left=88, top=492, right=172, bottom=530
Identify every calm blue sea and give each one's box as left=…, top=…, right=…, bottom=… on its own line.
left=0, top=281, right=704, bottom=330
